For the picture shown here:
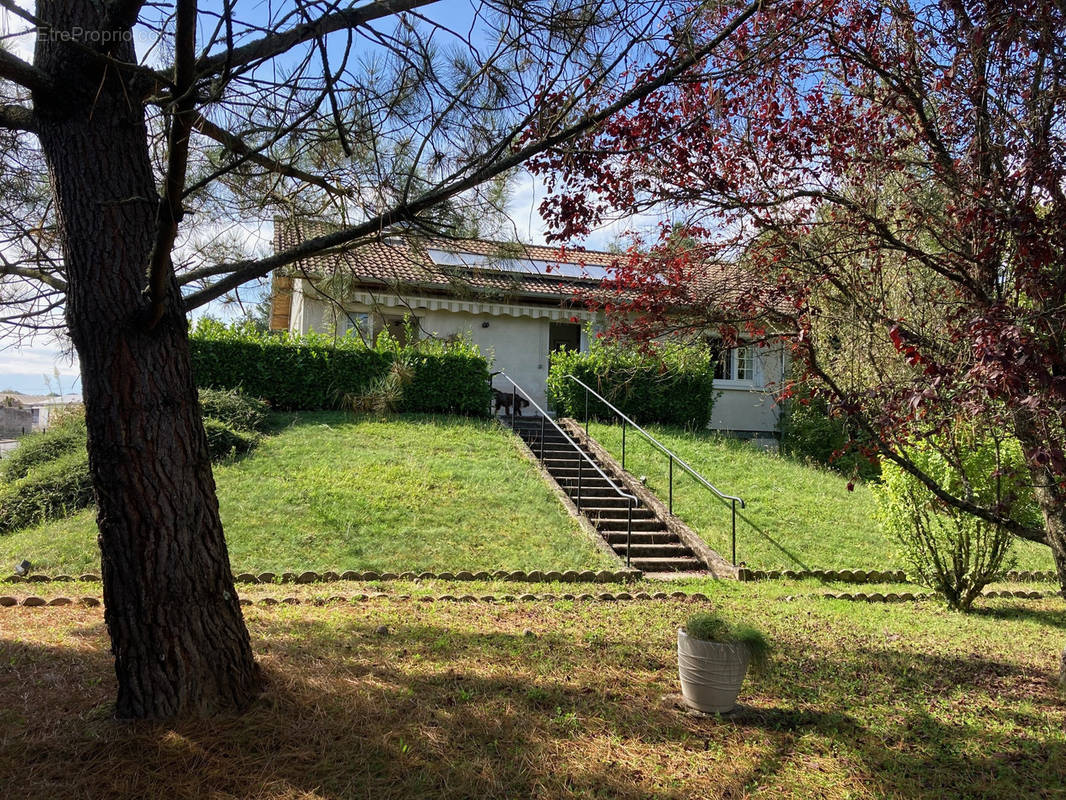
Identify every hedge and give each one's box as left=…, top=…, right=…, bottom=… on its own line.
left=0, top=450, right=93, bottom=535
left=189, top=319, right=491, bottom=415
left=546, top=339, right=715, bottom=427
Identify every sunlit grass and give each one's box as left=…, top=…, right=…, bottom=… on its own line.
left=0, top=413, right=614, bottom=575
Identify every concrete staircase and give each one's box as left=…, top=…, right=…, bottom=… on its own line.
left=508, top=415, right=704, bottom=572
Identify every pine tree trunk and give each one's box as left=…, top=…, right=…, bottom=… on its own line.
left=33, top=0, right=260, bottom=718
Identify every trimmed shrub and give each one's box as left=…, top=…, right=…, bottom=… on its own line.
left=190, top=318, right=492, bottom=415
left=0, top=409, right=86, bottom=483
left=190, top=319, right=391, bottom=411
left=198, top=387, right=270, bottom=432
left=546, top=339, right=715, bottom=427
left=395, top=337, right=492, bottom=416
left=203, top=417, right=258, bottom=461
left=0, top=450, right=93, bottom=535
left=874, top=430, right=1038, bottom=611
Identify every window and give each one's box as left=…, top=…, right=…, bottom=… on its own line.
left=710, top=340, right=757, bottom=384
left=735, top=346, right=755, bottom=382
left=343, top=312, right=371, bottom=339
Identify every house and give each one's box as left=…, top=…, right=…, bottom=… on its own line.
left=270, top=219, right=786, bottom=437
left=0, top=392, right=81, bottom=434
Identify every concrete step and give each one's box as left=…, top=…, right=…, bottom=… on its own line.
left=593, top=518, right=666, bottom=532
left=612, top=543, right=695, bottom=558
left=547, top=464, right=616, bottom=478
left=542, top=457, right=604, bottom=469
left=626, top=557, right=704, bottom=572
left=579, top=506, right=656, bottom=519
left=603, top=531, right=681, bottom=545
left=577, top=496, right=642, bottom=509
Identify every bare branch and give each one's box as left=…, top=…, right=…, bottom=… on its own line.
left=194, top=0, right=440, bottom=81
left=0, top=264, right=67, bottom=291
left=146, top=0, right=199, bottom=328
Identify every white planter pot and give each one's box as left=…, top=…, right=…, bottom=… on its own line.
left=677, top=629, right=751, bottom=713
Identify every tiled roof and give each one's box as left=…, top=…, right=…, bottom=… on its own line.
left=273, top=218, right=614, bottom=304
left=272, top=218, right=766, bottom=311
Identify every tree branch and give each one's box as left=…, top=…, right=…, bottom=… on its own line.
left=0, top=49, right=57, bottom=96
left=0, top=264, right=67, bottom=291
left=805, top=347, right=1049, bottom=546
left=146, top=0, right=199, bottom=329
left=103, top=0, right=149, bottom=32
left=194, top=0, right=439, bottom=80
left=190, top=114, right=352, bottom=198
left=0, top=103, right=35, bottom=132
left=182, top=0, right=766, bottom=310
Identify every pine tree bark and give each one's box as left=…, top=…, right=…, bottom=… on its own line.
left=33, top=0, right=260, bottom=718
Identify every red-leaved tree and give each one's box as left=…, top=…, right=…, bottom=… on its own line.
left=532, top=0, right=1066, bottom=677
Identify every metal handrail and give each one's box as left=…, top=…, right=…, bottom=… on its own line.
left=565, top=374, right=746, bottom=565
left=495, top=372, right=638, bottom=567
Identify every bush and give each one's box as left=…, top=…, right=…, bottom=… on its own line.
left=190, top=318, right=491, bottom=415
left=395, top=338, right=492, bottom=416
left=198, top=387, right=270, bottom=432
left=0, top=450, right=93, bottom=535
left=190, top=319, right=392, bottom=410
left=546, top=339, right=715, bottom=427
left=0, top=409, right=86, bottom=483
left=874, top=430, right=1038, bottom=610
left=779, top=391, right=880, bottom=480
left=203, top=417, right=258, bottom=461
left=685, top=611, right=770, bottom=674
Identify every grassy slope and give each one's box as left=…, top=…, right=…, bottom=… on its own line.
left=0, top=413, right=614, bottom=574
left=2, top=584, right=1063, bottom=799
left=585, top=421, right=1055, bottom=572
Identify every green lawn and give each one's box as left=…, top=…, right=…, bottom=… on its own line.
left=2, top=583, right=1063, bottom=799
left=0, top=413, right=614, bottom=575
left=583, top=421, right=1056, bottom=572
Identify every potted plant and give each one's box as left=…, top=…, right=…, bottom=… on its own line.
left=677, top=611, right=770, bottom=713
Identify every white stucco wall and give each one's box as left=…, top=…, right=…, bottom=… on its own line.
left=419, top=310, right=553, bottom=409
left=708, top=345, right=787, bottom=434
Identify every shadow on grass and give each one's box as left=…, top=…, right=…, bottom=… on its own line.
left=733, top=507, right=812, bottom=571
left=972, top=603, right=1066, bottom=631
left=1, top=612, right=1063, bottom=799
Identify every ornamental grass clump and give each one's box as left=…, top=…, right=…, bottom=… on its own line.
left=685, top=611, right=771, bottom=674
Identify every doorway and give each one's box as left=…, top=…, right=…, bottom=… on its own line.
left=548, top=322, right=581, bottom=357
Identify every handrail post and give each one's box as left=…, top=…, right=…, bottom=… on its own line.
left=511, top=386, right=516, bottom=430
left=668, top=455, right=674, bottom=514
left=731, top=498, right=737, bottom=566
left=621, top=420, right=627, bottom=470
left=626, top=496, right=633, bottom=568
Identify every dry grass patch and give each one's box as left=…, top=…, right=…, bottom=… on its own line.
left=1, top=589, right=1064, bottom=799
